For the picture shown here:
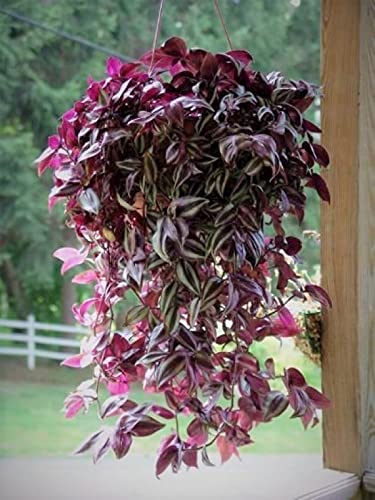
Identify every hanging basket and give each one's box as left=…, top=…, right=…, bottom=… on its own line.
left=295, top=310, right=322, bottom=366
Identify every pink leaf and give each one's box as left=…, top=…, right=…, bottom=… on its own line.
left=53, top=247, right=88, bottom=274
left=62, top=353, right=92, bottom=369
left=48, top=135, right=60, bottom=150
left=216, top=435, right=239, bottom=464
left=107, top=375, right=129, bottom=395
left=65, top=397, right=84, bottom=419
left=62, top=353, right=84, bottom=368
left=77, top=298, right=97, bottom=315
left=35, top=147, right=54, bottom=176
left=72, top=297, right=97, bottom=324
left=106, top=56, right=122, bottom=77
left=53, top=247, right=80, bottom=261
left=48, top=193, right=59, bottom=211
left=72, top=270, right=97, bottom=284
left=271, top=307, right=301, bottom=337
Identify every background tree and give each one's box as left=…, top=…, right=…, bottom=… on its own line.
left=0, top=0, right=321, bottom=322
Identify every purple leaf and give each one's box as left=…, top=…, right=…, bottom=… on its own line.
left=305, top=386, right=331, bottom=409
left=182, top=448, right=198, bottom=468
left=312, top=144, right=330, bottom=167
left=155, top=445, right=178, bottom=477
left=106, top=56, right=122, bottom=77
left=285, top=368, right=306, bottom=388
left=74, top=430, right=104, bottom=455
left=263, top=391, right=289, bottom=421
left=37, top=35, right=332, bottom=475
left=306, top=173, right=331, bottom=203
left=130, top=416, right=165, bottom=437
left=101, top=394, right=129, bottom=418
left=93, top=435, right=111, bottom=464
left=305, top=284, right=332, bottom=308
left=111, top=429, right=132, bottom=459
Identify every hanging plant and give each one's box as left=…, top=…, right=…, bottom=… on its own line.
left=37, top=35, right=331, bottom=474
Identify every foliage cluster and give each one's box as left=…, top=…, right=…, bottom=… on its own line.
left=39, top=36, right=330, bottom=474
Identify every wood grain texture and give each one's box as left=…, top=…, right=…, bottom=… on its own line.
left=321, top=0, right=361, bottom=474
left=321, top=0, right=375, bottom=480
left=358, top=0, right=375, bottom=479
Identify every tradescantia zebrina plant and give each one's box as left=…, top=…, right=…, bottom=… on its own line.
left=38, top=37, right=332, bottom=475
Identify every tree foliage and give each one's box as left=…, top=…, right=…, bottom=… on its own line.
left=0, top=0, right=321, bottom=320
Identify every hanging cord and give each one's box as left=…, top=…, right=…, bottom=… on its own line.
left=148, top=0, right=233, bottom=75
left=149, top=0, right=165, bottom=75
left=213, top=0, right=233, bottom=50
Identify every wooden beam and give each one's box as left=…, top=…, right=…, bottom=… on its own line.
left=321, top=0, right=375, bottom=483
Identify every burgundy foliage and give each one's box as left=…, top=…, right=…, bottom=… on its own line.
left=38, top=37, right=331, bottom=474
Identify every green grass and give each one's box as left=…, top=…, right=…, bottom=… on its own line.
left=0, top=345, right=322, bottom=457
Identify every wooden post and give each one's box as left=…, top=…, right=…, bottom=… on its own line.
left=321, top=0, right=374, bottom=486
left=27, top=314, right=35, bottom=370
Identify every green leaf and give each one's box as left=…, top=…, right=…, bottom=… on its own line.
left=180, top=238, right=206, bottom=261
left=117, top=192, right=136, bottom=211
left=148, top=323, right=168, bottom=350
left=164, top=306, right=181, bottom=334
left=189, top=297, right=201, bottom=326
left=143, top=152, right=158, bottom=183
left=215, top=169, right=230, bottom=197
left=159, top=281, right=179, bottom=317
left=123, top=225, right=136, bottom=255
left=168, top=196, right=208, bottom=219
left=138, top=351, right=167, bottom=366
left=152, top=217, right=170, bottom=262
left=176, top=261, right=201, bottom=295
left=116, top=159, right=142, bottom=171
left=244, top=156, right=264, bottom=176
left=206, top=226, right=234, bottom=257
left=201, top=277, right=223, bottom=310
left=214, top=203, right=235, bottom=227
left=124, top=304, right=148, bottom=325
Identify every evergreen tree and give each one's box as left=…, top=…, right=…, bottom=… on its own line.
left=0, top=0, right=321, bottom=321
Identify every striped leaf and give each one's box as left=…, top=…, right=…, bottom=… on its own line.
left=156, top=353, right=185, bottom=388
left=189, top=297, right=201, bottom=326
left=124, top=304, right=148, bottom=326
left=176, top=261, right=201, bottom=295
left=168, top=196, right=208, bottom=219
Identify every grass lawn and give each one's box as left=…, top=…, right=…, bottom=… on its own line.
left=0, top=341, right=322, bottom=458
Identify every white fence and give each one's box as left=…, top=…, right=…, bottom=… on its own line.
left=0, top=315, right=87, bottom=370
